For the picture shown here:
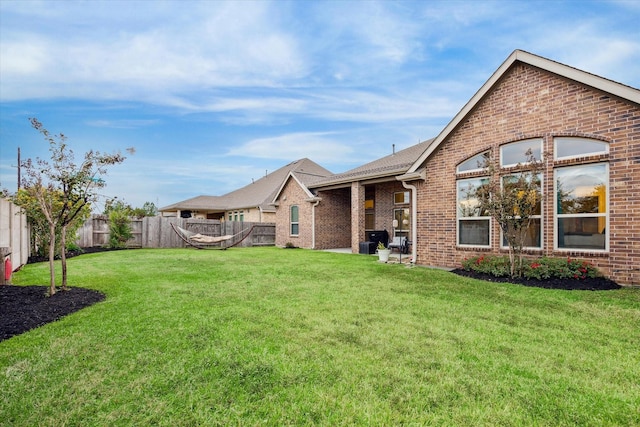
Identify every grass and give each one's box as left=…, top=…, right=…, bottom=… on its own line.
left=1, top=247, right=639, bottom=426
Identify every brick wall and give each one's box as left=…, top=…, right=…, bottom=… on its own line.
left=412, top=63, right=640, bottom=285
left=315, top=187, right=351, bottom=250
left=274, top=178, right=314, bottom=248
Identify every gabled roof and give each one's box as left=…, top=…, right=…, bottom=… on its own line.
left=310, top=139, right=434, bottom=189
left=270, top=170, right=319, bottom=205
left=159, top=158, right=332, bottom=213
left=219, top=158, right=331, bottom=212
left=159, top=195, right=222, bottom=211
left=405, top=49, right=640, bottom=176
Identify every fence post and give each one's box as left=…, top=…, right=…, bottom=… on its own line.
left=1, top=247, right=10, bottom=285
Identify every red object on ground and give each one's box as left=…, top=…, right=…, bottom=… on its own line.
left=4, top=258, right=11, bottom=281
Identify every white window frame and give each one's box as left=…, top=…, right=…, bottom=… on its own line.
left=457, top=151, right=490, bottom=174
left=290, top=205, right=299, bottom=236
left=457, top=177, right=491, bottom=248
left=500, top=139, right=543, bottom=168
left=554, top=137, right=609, bottom=161
left=554, top=163, right=609, bottom=252
left=499, top=173, right=543, bottom=250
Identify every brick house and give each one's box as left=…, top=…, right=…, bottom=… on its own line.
left=399, top=50, right=640, bottom=285
left=272, top=141, right=433, bottom=250
left=160, top=158, right=331, bottom=223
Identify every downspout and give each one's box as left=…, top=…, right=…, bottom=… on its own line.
left=402, top=181, right=418, bottom=264
left=311, top=198, right=320, bottom=249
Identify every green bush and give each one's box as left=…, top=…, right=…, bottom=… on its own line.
left=108, top=209, right=132, bottom=248
left=462, top=255, right=601, bottom=280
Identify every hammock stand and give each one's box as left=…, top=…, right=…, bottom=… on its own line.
left=170, top=222, right=255, bottom=250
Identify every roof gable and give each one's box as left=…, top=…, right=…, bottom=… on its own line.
left=406, top=49, right=640, bottom=175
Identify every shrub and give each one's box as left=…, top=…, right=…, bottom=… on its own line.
left=461, top=255, right=510, bottom=277
left=462, top=255, right=601, bottom=280
left=108, top=209, right=132, bottom=248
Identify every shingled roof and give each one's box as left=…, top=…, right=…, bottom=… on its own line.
left=309, top=139, right=434, bottom=189
left=159, top=158, right=331, bottom=213
left=216, top=158, right=332, bottom=212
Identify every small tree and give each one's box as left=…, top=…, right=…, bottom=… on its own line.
left=470, top=149, right=543, bottom=278
left=19, top=118, right=128, bottom=295
left=108, top=206, right=133, bottom=248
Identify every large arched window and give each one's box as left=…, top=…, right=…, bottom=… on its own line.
left=500, top=139, right=542, bottom=167
left=457, top=151, right=490, bottom=173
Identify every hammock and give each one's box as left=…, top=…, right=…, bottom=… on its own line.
left=170, top=222, right=254, bottom=250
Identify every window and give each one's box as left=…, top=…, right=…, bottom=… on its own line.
left=239, top=211, right=244, bottom=222
left=457, top=178, right=491, bottom=246
left=365, top=212, right=375, bottom=230
left=290, top=205, right=299, bottom=235
left=555, top=163, right=607, bottom=251
left=457, top=151, right=490, bottom=173
left=393, top=208, right=410, bottom=239
left=500, top=173, right=542, bottom=249
left=394, top=191, right=409, bottom=204
left=500, top=139, right=542, bottom=167
left=555, top=137, right=608, bottom=160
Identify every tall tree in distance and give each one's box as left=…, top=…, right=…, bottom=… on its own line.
left=19, top=118, right=129, bottom=295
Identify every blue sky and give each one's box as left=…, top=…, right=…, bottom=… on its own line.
left=1, top=0, right=639, bottom=211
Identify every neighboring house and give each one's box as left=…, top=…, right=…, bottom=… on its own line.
left=160, top=158, right=332, bottom=223
left=398, top=50, right=640, bottom=285
left=272, top=141, right=433, bottom=250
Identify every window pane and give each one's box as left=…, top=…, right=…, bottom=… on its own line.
left=557, top=218, right=606, bottom=250
left=502, top=218, right=541, bottom=247
left=556, top=164, right=607, bottom=214
left=394, top=208, right=410, bottom=235
left=459, top=219, right=490, bottom=245
left=502, top=173, right=542, bottom=215
left=500, top=139, right=542, bottom=167
left=457, top=151, right=490, bottom=173
left=458, top=178, right=489, bottom=217
left=291, top=223, right=299, bottom=235
left=365, top=212, right=375, bottom=230
left=394, top=191, right=409, bottom=204
left=555, top=137, right=608, bottom=159
left=290, top=205, right=299, bottom=222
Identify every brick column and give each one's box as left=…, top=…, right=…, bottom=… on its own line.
left=351, top=182, right=365, bottom=253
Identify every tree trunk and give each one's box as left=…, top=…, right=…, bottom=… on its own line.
left=508, top=247, right=516, bottom=278
left=48, top=222, right=56, bottom=296
left=60, top=224, right=68, bottom=291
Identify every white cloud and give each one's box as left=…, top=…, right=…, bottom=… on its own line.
left=227, top=132, right=355, bottom=163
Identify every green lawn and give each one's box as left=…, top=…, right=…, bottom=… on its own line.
left=1, top=247, right=639, bottom=426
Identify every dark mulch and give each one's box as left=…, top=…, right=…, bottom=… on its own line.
left=451, top=268, right=621, bottom=291
left=0, top=285, right=105, bottom=342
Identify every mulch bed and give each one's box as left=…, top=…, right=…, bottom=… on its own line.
left=451, top=268, right=621, bottom=291
left=0, top=285, right=105, bottom=342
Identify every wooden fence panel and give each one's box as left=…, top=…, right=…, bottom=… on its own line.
left=76, top=215, right=275, bottom=249
left=0, top=197, right=30, bottom=273
left=129, top=218, right=143, bottom=248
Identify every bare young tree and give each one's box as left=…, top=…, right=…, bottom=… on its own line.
left=470, top=149, right=543, bottom=278
left=19, top=118, right=128, bottom=295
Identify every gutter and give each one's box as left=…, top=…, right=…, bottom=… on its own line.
left=398, top=168, right=426, bottom=264
left=306, top=197, right=322, bottom=249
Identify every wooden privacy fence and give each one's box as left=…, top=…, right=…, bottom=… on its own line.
left=76, top=215, right=275, bottom=249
